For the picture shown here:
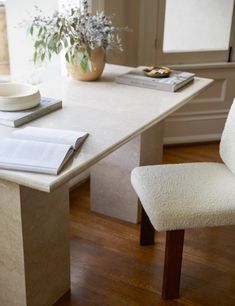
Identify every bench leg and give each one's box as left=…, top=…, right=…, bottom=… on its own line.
left=139, top=205, right=155, bottom=245
left=162, top=230, right=185, bottom=299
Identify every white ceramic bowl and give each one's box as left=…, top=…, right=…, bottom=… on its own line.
left=0, top=83, right=40, bottom=111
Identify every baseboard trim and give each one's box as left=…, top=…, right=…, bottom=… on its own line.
left=164, top=133, right=221, bottom=145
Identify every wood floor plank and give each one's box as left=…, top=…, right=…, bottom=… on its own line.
left=55, top=142, right=235, bottom=306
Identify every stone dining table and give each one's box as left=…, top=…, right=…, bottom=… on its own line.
left=0, top=64, right=213, bottom=306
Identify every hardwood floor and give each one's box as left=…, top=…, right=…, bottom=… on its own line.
left=55, top=142, right=235, bottom=306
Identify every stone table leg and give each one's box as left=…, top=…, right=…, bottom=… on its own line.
left=90, top=121, right=164, bottom=223
left=0, top=180, right=70, bottom=306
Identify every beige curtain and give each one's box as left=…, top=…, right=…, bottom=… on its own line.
left=0, top=5, right=9, bottom=63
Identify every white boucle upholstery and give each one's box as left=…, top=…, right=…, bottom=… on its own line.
left=131, top=162, right=235, bottom=231
left=220, top=99, right=235, bottom=175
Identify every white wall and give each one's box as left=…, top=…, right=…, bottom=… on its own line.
left=164, top=63, right=235, bottom=144
left=102, top=0, right=235, bottom=144
left=5, top=0, right=59, bottom=82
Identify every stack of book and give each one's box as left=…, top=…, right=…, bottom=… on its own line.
left=116, top=67, right=195, bottom=92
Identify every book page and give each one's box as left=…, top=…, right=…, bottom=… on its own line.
left=12, top=127, right=88, bottom=150
left=0, top=138, right=73, bottom=175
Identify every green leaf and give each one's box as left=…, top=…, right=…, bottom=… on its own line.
left=63, top=38, right=68, bottom=48
left=34, top=40, right=41, bottom=49
left=87, top=58, right=93, bottom=72
left=70, top=37, right=74, bottom=45
left=65, top=52, right=70, bottom=63
left=53, top=32, right=59, bottom=39
left=48, top=36, right=56, bottom=50
left=86, top=45, right=92, bottom=57
left=41, top=53, right=45, bottom=61
left=33, top=51, right=37, bottom=64
left=76, top=51, right=82, bottom=59
left=80, top=57, right=89, bottom=72
left=29, top=25, right=34, bottom=36
left=56, top=42, right=63, bottom=54
left=38, top=26, right=43, bottom=37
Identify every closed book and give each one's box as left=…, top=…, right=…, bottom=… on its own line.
left=116, top=67, right=195, bottom=92
left=0, top=97, right=62, bottom=127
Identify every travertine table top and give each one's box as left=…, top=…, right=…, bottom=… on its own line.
left=0, top=64, right=213, bottom=192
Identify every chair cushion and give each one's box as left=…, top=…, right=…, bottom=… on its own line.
left=220, top=99, right=235, bottom=175
left=131, top=163, right=235, bottom=231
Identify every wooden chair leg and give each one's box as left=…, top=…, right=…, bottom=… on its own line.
left=139, top=205, right=155, bottom=245
left=162, top=230, right=185, bottom=299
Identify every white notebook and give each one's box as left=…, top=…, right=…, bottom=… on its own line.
left=0, top=127, right=88, bottom=175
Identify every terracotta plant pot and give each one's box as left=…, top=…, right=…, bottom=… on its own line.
left=66, top=47, right=105, bottom=81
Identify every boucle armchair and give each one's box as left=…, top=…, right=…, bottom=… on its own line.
left=131, top=100, right=235, bottom=299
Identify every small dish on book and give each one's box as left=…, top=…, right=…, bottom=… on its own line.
left=0, top=83, right=40, bottom=111
left=143, top=66, right=171, bottom=78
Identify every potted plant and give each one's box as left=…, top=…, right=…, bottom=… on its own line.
left=28, top=0, right=124, bottom=81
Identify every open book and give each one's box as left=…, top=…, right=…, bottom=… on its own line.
left=0, top=127, right=88, bottom=175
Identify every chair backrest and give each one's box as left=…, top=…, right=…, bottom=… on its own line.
left=220, top=99, right=235, bottom=174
